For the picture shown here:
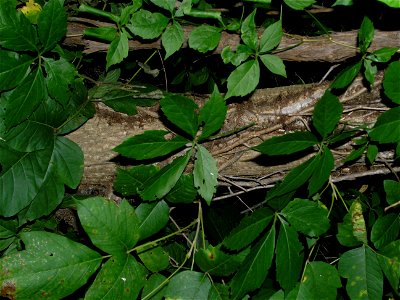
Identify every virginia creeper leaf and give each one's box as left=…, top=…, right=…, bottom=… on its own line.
left=77, top=197, right=140, bottom=255
left=384, top=179, right=400, bottom=205
left=162, top=21, right=184, bottom=59
left=383, top=60, right=400, bottom=104
left=331, top=61, right=362, bottom=89
left=188, top=24, right=221, bottom=53
left=128, top=10, right=169, bottom=39
left=165, top=174, right=197, bottom=204
left=84, top=26, right=118, bottom=42
left=241, top=9, right=257, bottom=50
left=150, top=0, right=175, bottom=12
left=0, top=231, right=102, bottom=299
left=165, top=271, right=211, bottom=299
left=377, top=0, right=400, bottom=8
left=259, top=54, right=287, bottom=77
left=308, top=147, right=334, bottom=195
left=367, top=47, right=398, bottom=63
left=225, top=60, right=260, bottom=99
left=284, top=0, right=315, bottom=10
left=136, top=200, right=169, bottom=240
left=260, top=20, right=282, bottom=53
left=113, top=165, right=157, bottom=197
left=369, top=107, right=400, bottom=143
left=313, top=91, right=343, bottom=138
left=358, top=16, right=374, bottom=53
left=106, top=31, right=129, bottom=70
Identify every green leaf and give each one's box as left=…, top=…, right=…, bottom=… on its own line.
left=140, top=151, right=191, bottom=200
left=114, top=130, right=188, bottom=160
left=165, top=174, right=197, bottom=204
left=142, top=273, right=167, bottom=300
left=336, top=210, right=363, bottom=247
left=367, top=47, right=398, bottom=63
left=162, top=21, right=184, bottom=59
left=223, top=207, right=274, bottom=251
left=268, top=155, right=318, bottom=199
left=43, top=57, right=75, bottom=105
left=284, top=0, right=315, bottom=10
left=313, top=91, right=343, bottom=138
left=208, top=283, right=230, bottom=300
left=383, top=61, right=400, bottom=104
left=0, top=3, right=39, bottom=51
left=113, top=165, right=157, bottom=197
left=84, top=26, right=118, bottom=42
left=384, top=179, right=400, bottom=205
left=344, top=144, right=367, bottom=163
left=0, top=50, right=33, bottom=91
left=230, top=227, right=276, bottom=299
left=366, top=144, right=378, bottom=164
left=349, top=200, right=368, bottom=244
left=331, top=61, right=362, bottom=90
left=136, top=200, right=169, bottom=240
left=0, top=218, right=17, bottom=239
left=308, top=147, right=334, bottom=195
left=138, top=245, right=169, bottom=272
left=161, top=94, right=199, bottom=138
left=225, top=60, right=260, bottom=99
left=198, top=86, right=227, bottom=140
left=4, top=68, right=45, bottom=129
left=276, top=220, right=304, bottom=291
left=165, top=271, right=211, bottom=299
left=281, top=199, right=330, bottom=237
left=363, top=59, right=377, bottom=86
left=85, top=254, right=147, bottom=300
left=37, top=0, right=67, bottom=51
left=369, top=107, right=400, bottom=143
left=252, top=131, right=318, bottom=155
left=339, top=245, right=383, bottom=300
left=106, top=31, right=129, bottom=70
left=195, top=245, right=248, bottom=277
left=371, top=214, right=400, bottom=249
left=241, top=9, right=257, bottom=50
left=377, top=241, right=400, bottom=293
left=260, top=20, right=282, bottom=53
left=128, top=9, right=169, bottom=39
left=358, top=17, right=374, bottom=53
left=77, top=198, right=140, bottom=255
left=150, top=0, right=175, bottom=13
left=0, top=231, right=102, bottom=299
left=221, top=45, right=252, bottom=67
left=193, top=145, right=218, bottom=204
left=333, top=0, right=353, bottom=5
left=377, top=0, right=400, bottom=8
left=294, top=262, right=341, bottom=300
left=188, top=24, right=221, bottom=53
left=259, top=54, right=287, bottom=77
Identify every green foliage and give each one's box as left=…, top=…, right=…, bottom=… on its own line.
left=0, top=1, right=399, bottom=299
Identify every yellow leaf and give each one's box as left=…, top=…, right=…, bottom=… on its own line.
left=19, top=0, right=42, bottom=24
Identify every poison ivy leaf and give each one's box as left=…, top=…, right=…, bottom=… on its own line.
left=128, top=9, right=169, bottom=39
left=43, top=57, right=75, bottom=105
left=358, top=17, right=374, bottom=53
left=138, top=244, right=169, bottom=272
left=223, top=207, right=274, bottom=251
left=162, top=21, right=184, bottom=59
left=384, top=179, right=400, bottom=205
left=369, top=107, right=400, bottom=143
left=193, top=145, right=218, bottom=204
left=114, top=130, right=188, bottom=160
left=188, top=24, right=221, bottom=53
left=371, top=214, right=400, bottom=249
left=165, top=271, right=211, bottom=299
left=350, top=200, right=368, bottom=244
left=308, top=147, right=334, bottom=195
left=259, top=54, right=287, bottom=77
left=198, top=86, right=227, bottom=140
left=225, top=59, right=260, bottom=99
left=284, top=0, right=315, bottom=10
left=252, top=131, right=318, bottom=155
left=195, top=245, right=248, bottom=277
left=160, top=94, right=199, bottom=138
left=383, top=61, right=400, bottom=104
left=268, top=155, right=318, bottom=199
left=141, top=273, right=167, bottom=300
left=313, top=91, right=343, bottom=138
left=260, top=20, right=282, bottom=53
left=281, top=199, right=330, bottom=237
left=0, top=50, right=33, bottom=91
left=0, top=231, right=102, bottom=299
left=136, top=200, right=169, bottom=240
left=338, top=245, right=383, bottom=300
left=37, top=0, right=67, bottom=52
left=140, top=151, right=191, bottom=200
left=331, top=61, right=362, bottom=90
left=113, top=165, right=157, bottom=197
left=336, top=210, right=363, bottom=247
left=0, top=3, right=39, bottom=51
left=276, top=220, right=304, bottom=291
left=241, top=9, right=257, bottom=50
left=4, top=68, right=45, bottom=129
left=77, top=197, right=140, bottom=255
left=230, top=227, right=275, bottom=299
left=165, top=174, right=197, bottom=204
left=377, top=0, right=400, bottom=8
left=84, top=26, right=118, bottom=42
left=377, top=240, right=400, bottom=293
left=85, top=254, right=147, bottom=300
left=106, top=31, right=129, bottom=70
left=150, top=0, right=175, bottom=12
left=367, top=47, right=398, bottom=63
